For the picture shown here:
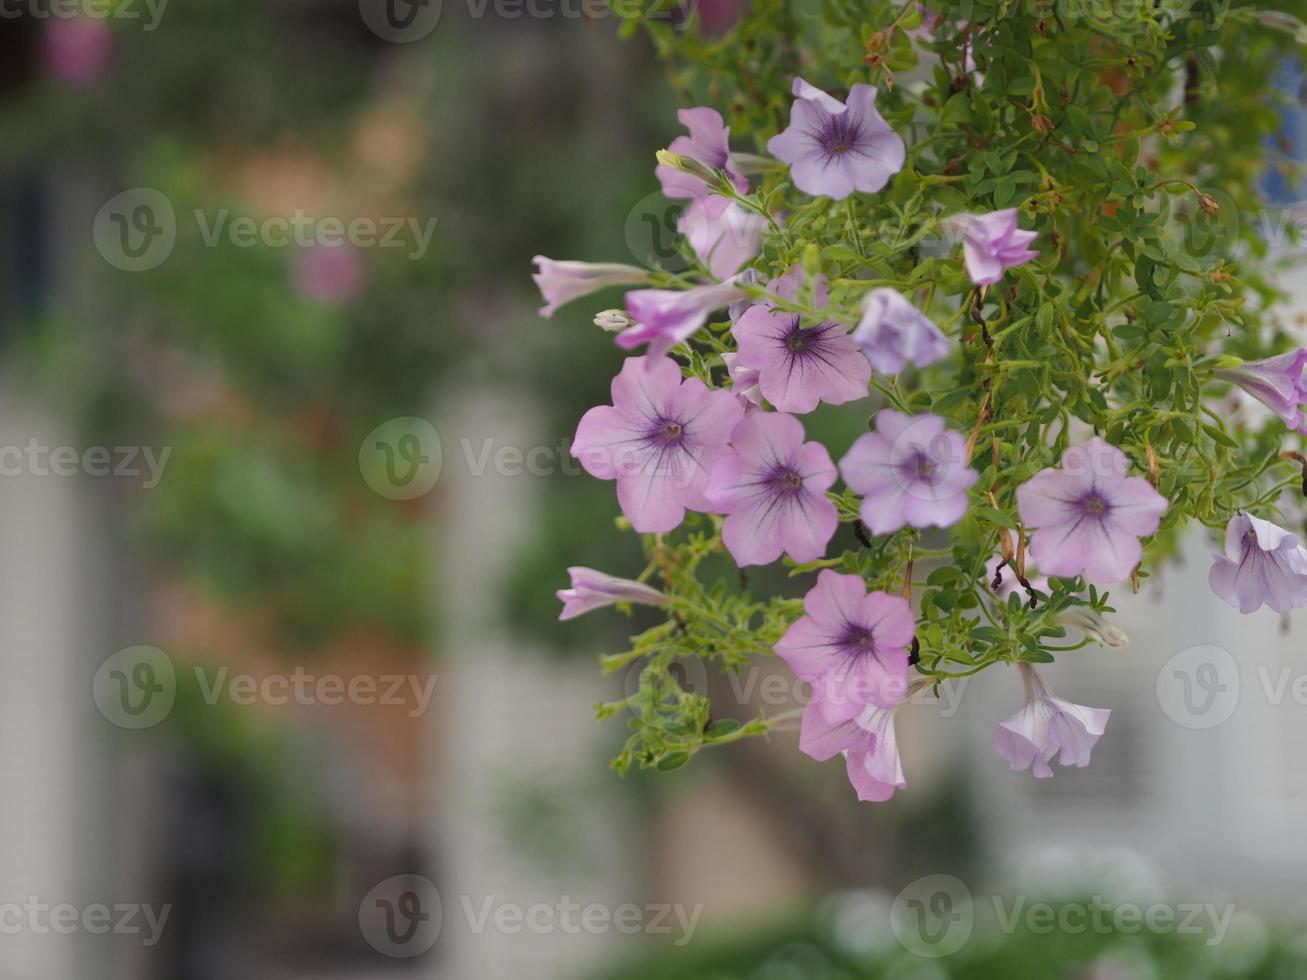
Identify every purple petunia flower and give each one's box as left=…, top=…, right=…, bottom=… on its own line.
left=704, top=412, right=839, bottom=566
left=1215, top=350, right=1307, bottom=433
left=557, top=567, right=670, bottom=621
left=731, top=272, right=871, bottom=414
left=620, top=282, right=749, bottom=360
left=853, top=288, right=952, bottom=374
left=766, top=77, right=906, bottom=201
left=839, top=410, right=979, bottom=535
left=799, top=700, right=906, bottom=803
left=1209, top=511, right=1307, bottom=614
left=678, top=197, right=765, bottom=280
left=1015, top=437, right=1168, bottom=585
left=655, top=106, right=748, bottom=202
left=948, top=209, right=1039, bottom=285
left=532, top=257, right=651, bottom=318
left=994, top=664, right=1110, bottom=779
left=571, top=356, right=744, bottom=533
left=774, top=570, right=915, bottom=722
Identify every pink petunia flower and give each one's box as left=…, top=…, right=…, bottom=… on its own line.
left=655, top=106, right=748, bottom=203
left=853, top=288, right=951, bottom=374
left=572, top=356, right=744, bottom=533
left=765, top=78, right=906, bottom=201
left=1015, top=437, right=1168, bottom=585
left=799, top=700, right=907, bottom=803
left=44, top=16, right=113, bottom=84
left=557, top=567, right=670, bottom=621
left=1209, top=511, right=1307, bottom=614
left=994, top=664, right=1110, bottom=779
left=293, top=243, right=366, bottom=305
left=839, top=410, right=979, bottom=535
left=532, top=257, right=651, bottom=318
left=704, top=412, right=839, bottom=566
left=620, top=282, right=749, bottom=360
left=1214, top=350, right=1307, bottom=433
left=730, top=270, right=871, bottom=413
left=678, top=197, right=765, bottom=280
left=775, top=570, right=915, bottom=722
left=948, top=209, right=1039, bottom=285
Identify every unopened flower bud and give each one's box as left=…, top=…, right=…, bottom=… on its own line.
left=1198, top=193, right=1221, bottom=216
left=655, top=149, right=722, bottom=190
left=594, top=309, right=634, bottom=332
left=1057, top=607, right=1129, bottom=649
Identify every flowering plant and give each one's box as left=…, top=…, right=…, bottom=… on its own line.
left=536, top=1, right=1307, bottom=800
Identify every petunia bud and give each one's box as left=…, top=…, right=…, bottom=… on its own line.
left=655, top=150, right=725, bottom=192
left=594, top=309, right=634, bottom=332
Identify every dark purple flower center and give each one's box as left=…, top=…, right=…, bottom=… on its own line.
left=1080, top=491, right=1110, bottom=517
left=899, top=450, right=940, bottom=486
left=818, top=114, right=866, bottom=159
left=764, top=465, right=804, bottom=496
left=838, top=623, right=877, bottom=656
left=781, top=319, right=841, bottom=361
left=647, top=417, right=686, bottom=447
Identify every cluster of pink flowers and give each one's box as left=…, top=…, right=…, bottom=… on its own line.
left=536, top=81, right=1307, bottom=803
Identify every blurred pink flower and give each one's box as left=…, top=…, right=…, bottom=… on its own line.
left=44, top=16, right=113, bottom=85
left=294, top=243, right=367, bottom=305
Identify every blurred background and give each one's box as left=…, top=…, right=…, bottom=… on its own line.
left=4, top=3, right=1307, bottom=978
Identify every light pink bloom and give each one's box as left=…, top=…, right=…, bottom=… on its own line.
left=1209, top=511, right=1307, bottom=614
left=839, top=411, right=978, bottom=534
left=721, top=353, right=764, bottom=407
left=766, top=78, right=906, bottom=201
left=1016, top=437, right=1168, bottom=585
left=44, top=16, right=113, bottom=84
left=775, top=570, right=915, bottom=722
left=532, top=257, right=651, bottom=318
left=293, top=243, right=366, bottom=305
left=620, top=282, right=748, bottom=360
left=799, top=700, right=906, bottom=803
left=994, top=664, right=1110, bottom=779
left=557, top=567, right=669, bottom=621
left=950, top=209, right=1038, bottom=285
left=572, top=356, right=743, bottom=533
left=731, top=270, right=870, bottom=413
left=853, top=288, right=951, bottom=374
left=1215, top=350, right=1307, bottom=433
left=655, top=106, right=748, bottom=202
left=705, top=412, right=839, bottom=566
left=678, top=197, right=765, bottom=280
